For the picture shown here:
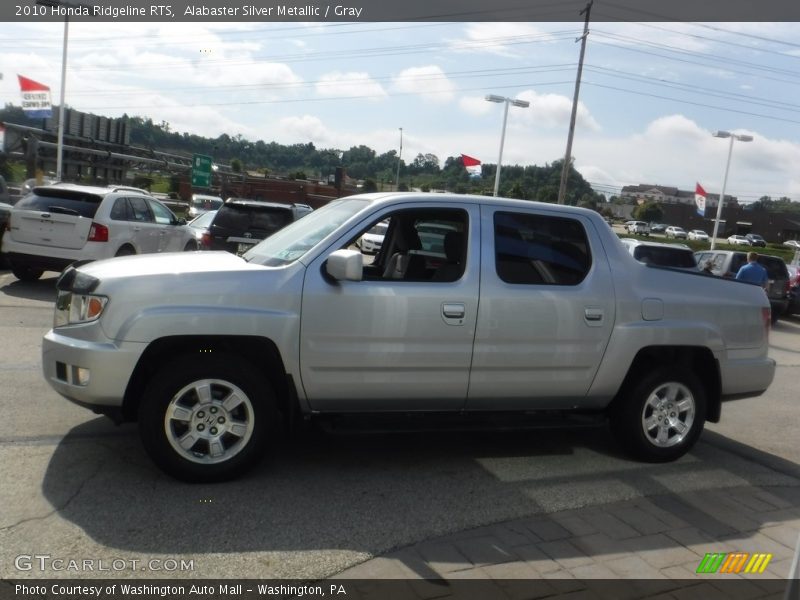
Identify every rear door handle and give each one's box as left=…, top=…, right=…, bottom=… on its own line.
left=584, top=308, right=604, bottom=325
left=443, top=303, right=465, bottom=319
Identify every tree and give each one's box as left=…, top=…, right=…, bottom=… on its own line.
left=230, top=158, right=242, bottom=174
left=633, top=201, right=663, bottom=223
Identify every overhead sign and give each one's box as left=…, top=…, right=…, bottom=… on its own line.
left=192, top=154, right=212, bottom=188
left=18, top=75, right=52, bottom=119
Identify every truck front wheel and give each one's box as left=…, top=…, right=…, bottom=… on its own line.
left=611, top=367, right=706, bottom=462
left=138, top=353, right=277, bottom=482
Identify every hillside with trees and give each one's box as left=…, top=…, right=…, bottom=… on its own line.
left=1, top=103, right=604, bottom=205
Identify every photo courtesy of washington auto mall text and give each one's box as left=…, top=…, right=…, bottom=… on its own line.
left=12, top=582, right=350, bottom=599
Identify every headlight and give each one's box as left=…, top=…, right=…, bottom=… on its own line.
left=54, top=291, right=108, bottom=327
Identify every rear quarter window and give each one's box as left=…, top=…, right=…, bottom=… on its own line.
left=15, top=189, right=103, bottom=219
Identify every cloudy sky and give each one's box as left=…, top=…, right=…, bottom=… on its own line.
left=1, top=19, right=800, bottom=202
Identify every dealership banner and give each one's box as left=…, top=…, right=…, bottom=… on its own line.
left=18, top=75, right=53, bottom=119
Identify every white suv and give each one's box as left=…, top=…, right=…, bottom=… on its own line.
left=2, top=183, right=197, bottom=281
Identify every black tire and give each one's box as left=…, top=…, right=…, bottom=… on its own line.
left=184, top=241, right=198, bottom=251
left=610, top=366, right=706, bottom=462
left=138, top=353, right=278, bottom=482
left=11, top=264, right=44, bottom=281
left=115, top=246, right=136, bottom=257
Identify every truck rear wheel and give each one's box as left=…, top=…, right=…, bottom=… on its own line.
left=138, top=353, right=277, bottom=482
left=611, top=366, right=706, bottom=462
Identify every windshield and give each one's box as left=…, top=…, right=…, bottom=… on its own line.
left=244, top=198, right=370, bottom=266
left=191, top=196, right=223, bottom=210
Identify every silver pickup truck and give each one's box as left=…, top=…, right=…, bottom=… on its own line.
left=43, top=193, right=775, bottom=482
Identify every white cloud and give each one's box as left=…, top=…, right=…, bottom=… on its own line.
left=448, top=23, right=553, bottom=57
left=460, top=91, right=601, bottom=133
left=315, top=71, right=387, bottom=100
left=459, top=96, right=494, bottom=116
left=393, top=66, right=455, bottom=103
left=276, top=115, right=336, bottom=146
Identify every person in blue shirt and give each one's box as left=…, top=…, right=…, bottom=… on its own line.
left=735, top=252, right=769, bottom=289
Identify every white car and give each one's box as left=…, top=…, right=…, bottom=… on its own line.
left=2, top=183, right=197, bottom=281
left=783, top=240, right=800, bottom=249
left=357, top=220, right=388, bottom=254
left=688, top=230, right=709, bottom=241
left=727, top=235, right=751, bottom=246
left=665, top=226, right=687, bottom=240
left=187, top=194, right=224, bottom=219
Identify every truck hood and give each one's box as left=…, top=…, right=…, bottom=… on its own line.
left=73, top=251, right=261, bottom=281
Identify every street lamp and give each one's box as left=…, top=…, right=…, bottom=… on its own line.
left=485, top=95, right=530, bottom=197
left=36, top=0, right=92, bottom=182
left=36, top=0, right=70, bottom=182
left=709, top=130, right=753, bottom=250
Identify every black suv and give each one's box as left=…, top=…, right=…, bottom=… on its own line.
left=745, top=233, right=767, bottom=247
left=694, top=250, right=790, bottom=322
left=207, top=198, right=312, bottom=254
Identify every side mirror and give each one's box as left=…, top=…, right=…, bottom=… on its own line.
left=174, top=217, right=187, bottom=226
left=326, top=249, right=363, bottom=281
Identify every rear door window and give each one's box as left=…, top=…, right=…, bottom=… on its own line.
left=128, top=197, right=154, bottom=223
left=494, top=212, right=591, bottom=285
left=15, top=189, right=103, bottom=218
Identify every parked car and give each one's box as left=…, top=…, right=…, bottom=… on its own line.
left=206, top=198, right=312, bottom=255
left=687, top=230, right=709, bottom=242
left=187, top=194, right=224, bottom=219
left=694, top=250, right=791, bottom=322
left=0, top=175, right=11, bottom=205
left=186, top=210, right=217, bottom=250
left=783, top=240, right=800, bottom=249
left=665, top=226, right=687, bottom=240
left=1, top=183, right=197, bottom=281
left=356, top=220, right=388, bottom=254
left=625, top=221, right=650, bottom=236
left=20, top=177, right=56, bottom=201
left=745, top=233, right=767, bottom=247
left=620, top=239, right=698, bottom=271
left=786, top=264, right=800, bottom=316
left=649, top=223, right=667, bottom=234
left=727, top=235, right=750, bottom=246
left=43, top=193, right=774, bottom=481
left=0, top=201, right=12, bottom=268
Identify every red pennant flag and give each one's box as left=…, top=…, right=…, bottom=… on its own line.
left=461, top=154, right=481, bottom=167
left=695, top=183, right=707, bottom=217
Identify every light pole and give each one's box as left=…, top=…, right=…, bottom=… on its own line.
left=485, top=95, right=530, bottom=197
left=395, top=127, right=403, bottom=192
left=710, top=130, right=753, bottom=250
left=36, top=0, right=91, bottom=182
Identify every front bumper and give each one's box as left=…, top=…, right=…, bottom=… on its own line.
left=42, top=329, right=146, bottom=410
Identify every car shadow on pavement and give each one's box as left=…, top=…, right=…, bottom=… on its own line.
left=35, top=418, right=800, bottom=579
left=0, top=274, right=59, bottom=302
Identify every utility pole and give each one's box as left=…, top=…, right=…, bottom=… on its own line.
left=395, top=127, right=403, bottom=191
left=557, top=0, right=592, bottom=205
